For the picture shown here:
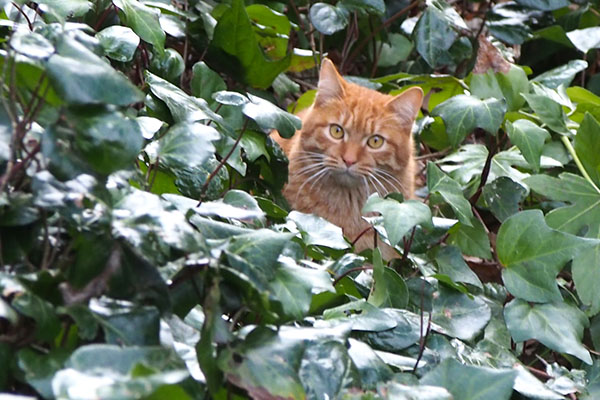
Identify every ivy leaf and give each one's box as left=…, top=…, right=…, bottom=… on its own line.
left=431, top=286, right=491, bottom=341
left=208, top=0, right=291, bottom=89
left=309, top=3, right=348, bottom=35
left=566, top=27, right=600, bottom=53
left=470, top=65, right=528, bottom=111
left=340, top=0, right=385, bottom=15
left=47, top=35, right=143, bottom=105
left=323, top=300, right=397, bottom=332
left=368, top=248, right=409, bottom=308
left=10, top=31, right=54, bottom=59
left=497, top=210, right=596, bottom=302
left=505, top=299, right=592, bottom=364
left=155, top=122, right=220, bottom=170
left=515, top=0, right=569, bottom=10
left=35, top=0, right=92, bottom=18
left=506, top=119, right=550, bottom=172
left=96, top=26, right=140, bottom=62
left=413, top=6, right=456, bottom=69
left=427, top=162, right=473, bottom=226
left=113, top=0, right=165, bottom=53
left=190, top=62, right=226, bottom=103
left=482, top=177, right=527, bottom=222
left=521, top=93, right=570, bottom=135
left=574, top=113, right=600, bottom=186
left=145, top=71, right=222, bottom=124
left=421, top=358, right=517, bottom=400
left=533, top=60, right=588, bottom=89
left=362, top=194, right=433, bottom=247
left=434, top=245, right=483, bottom=288
left=447, top=216, right=492, bottom=259
left=287, top=211, right=349, bottom=250
left=242, top=94, right=301, bottom=138
left=432, top=95, right=507, bottom=147
left=525, top=173, right=600, bottom=314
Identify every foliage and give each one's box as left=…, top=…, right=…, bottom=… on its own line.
left=1, top=0, right=600, bottom=398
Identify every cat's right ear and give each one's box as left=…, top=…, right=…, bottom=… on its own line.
left=315, top=58, right=345, bottom=106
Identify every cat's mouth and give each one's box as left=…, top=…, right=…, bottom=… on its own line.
left=331, top=168, right=362, bottom=187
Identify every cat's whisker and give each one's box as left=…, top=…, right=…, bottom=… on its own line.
left=308, top=168, right=331, bottom=193
left=296, top=163, right=325, bottom=176
left=373, top=171, right=402, bottom=194
left=368, top=172, right=389, bottom=196
left=295, top=168, right=329, bottom=201
left=293, top=155, right=326, bottom=163
left=374, top=168, right=406, bottom=193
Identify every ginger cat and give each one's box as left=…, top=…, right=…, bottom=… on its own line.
left=274, top=59, right=423, bottom=258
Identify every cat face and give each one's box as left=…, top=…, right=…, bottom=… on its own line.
left=295, top=60, right=423, bottom=196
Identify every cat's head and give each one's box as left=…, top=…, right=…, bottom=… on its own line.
left=297, top=59, right=423, bottom=195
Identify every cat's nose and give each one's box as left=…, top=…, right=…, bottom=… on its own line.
left=342, top=156, right=356, bottom=167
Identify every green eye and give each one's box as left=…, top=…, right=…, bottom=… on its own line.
left=367, top=135, right=384, bottom=148
left=329, top=124, right=344, bottom=139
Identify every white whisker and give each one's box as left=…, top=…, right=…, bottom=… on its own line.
left=295, top=168, right=329, bottom=202
left=374, top=168, right=406, bottom=193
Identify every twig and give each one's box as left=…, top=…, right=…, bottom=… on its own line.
left=469, top=131, right=496, bottom=205
left=401, top=227, right=416, bottom=265
left=332, top=266, right=373, bottom=286
left=197, top=118, right=249, bottom=205
left=11, top=2, right=33, bottom=30
left=351, top=226, right=373, bottom=246
left=413, top=279, right=432, bottom=372
left=346, top=0, right=422, bottom=66
left=561, top=135, right=600, bottom=194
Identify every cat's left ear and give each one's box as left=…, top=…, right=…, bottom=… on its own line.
left=386, top=87, right=424, bottom=124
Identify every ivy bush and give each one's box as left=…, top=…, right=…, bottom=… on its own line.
left=1, top=0, right=600, bottom=399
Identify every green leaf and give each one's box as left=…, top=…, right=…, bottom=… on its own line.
left=566, top=27, right=600, bottom=53
left=218, top=327, right=306, bottom=399
left=421, top=358, right=517, bottom=400
left=381, top=382, right=452, bottom=399
left=515, top=0, right=570, bottom=10
left=471, top=65, right=529, bottom=112
left=190, top=62, right=226, bottom=103
left=505, top=299, right=592, bottom=364
left=309, top=3, right=348, bottom=35
left=323, top=300, right=397, bottom=331
left=362, top=194, right=433, bottom=246
left=113, top=0, right=165, bottom=53
left=432, top=95, right=507, bottom=147
left=35, top=0, right=92, bottom=18
left=525, top=173, right=600, bottom=314
left=521, top=93, right=570, bottom=135
left=155, top=122, right=219, bottom=170
left=497, top=210, right=596, bottom=302
left=532, top=60, right=588, bottom=89
left=96, top=25, right=140, bottom=62
left=482, top=177, right=527, bottom=222
left=413, top=7, right=456, bottom=69
left=17, top=348, right=70, bottom=399
left=362, top=309, right=423, bottom=351
left=574, top=113, right=600, bottom=186
left=242, top=94, right=301, bottom=138
left=447, top=216, right=492, bottom=259
left=10, top=31, right=54, bottom=59
left=506, top=119, right=550, bottom=172
left=12, top=293, right=61, bottom=342
left=347, top=339, right=393, bottom=389
left=209, top=0, right=291, bottom=89
left=47, top=35, right=143, bottom=105
left=287, top=211, right=349, bottom=250
left=431, top=286, right=491, bottom=341
left=145, top=71, right=222, bottom=124
left=150, top=48, right=185, bottom=82
left=434, top=245, right=482, bottom=288
left=340, top=0, right=385, bottom=15
left=427, top=162, right=473, bottom=226
left=368, top=248, right=409, bottom=308
left=68, top=108, right=144, bottom=175
left=372, top=33, right=413, bottom=67
left=269, top=257, right=334, bottom=319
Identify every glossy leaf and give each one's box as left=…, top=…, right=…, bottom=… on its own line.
left=447, top=216, right=492, bottom=259
left=113, top=0, right=165, bottom=53
left=533, top=60, right=588, bottom=89
left=482, top=177, right=527, bottom=222
left=434, top=245, right=482, bottom=288
left=515, top=0, right=569, bottom=10
left=521, top=93, right=570, bottom=135
left=242, top=94, right=301, bottom=138
left=10, top=31, right=54, bottom=59
left=427, top=162, right=473, bottom=226
left=209, top=0, right=291, bottom=89
left=190, top=62, right=226, bottom=103
left=323, top=300, right=397, bottom=332
left=574, top=113, right=600, bottom=186
left=431, top=286, right=491, bottom=341
left=497, top=210, right=596, bottom=302
left=155, top=122, right=219, bottom=170
left=287, top=211, right=349, bottom=249
left=432, top=95, right=507, bottom=147
left=96, top=25, right=139, bottom=62
left=506, top=119, right=550, bottom=172
left=505, top=299, right=592, bottom=364
left=566, top=27, right=600, bottom=53
left=309, top=3, right=348, bottom=35
left=362, top=194, right=433, bottom=246
left=368, top=248, right=409, bottom=308
left=413, top=7, right=456, bottom=69
left=471, top=65, right=528, bottom=111
left=421, top=358, right=517, bottom=400
left=47, top=36, right=143, bottom=105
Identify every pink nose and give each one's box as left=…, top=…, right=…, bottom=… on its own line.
left=342, top=156, right=356, bottom=167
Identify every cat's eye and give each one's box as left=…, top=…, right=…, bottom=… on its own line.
left=367, top=135, right=384, bottom=149
left=329, top=124, right=344, bottom=139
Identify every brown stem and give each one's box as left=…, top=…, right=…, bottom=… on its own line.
left=351, top=225, right=373, bottom=246
left=401, top=227, right=417, bottom=265
left=197, top=118, right=249, bottom=205
left=469, top=131, right=497, bottom=205
left=94, top=4, right=116, bottom=31
left=11, top=2, right=33, bottom=30
left=346, top=0, right=422, bottom=66
left=332, top=266, right=373, bottom=286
